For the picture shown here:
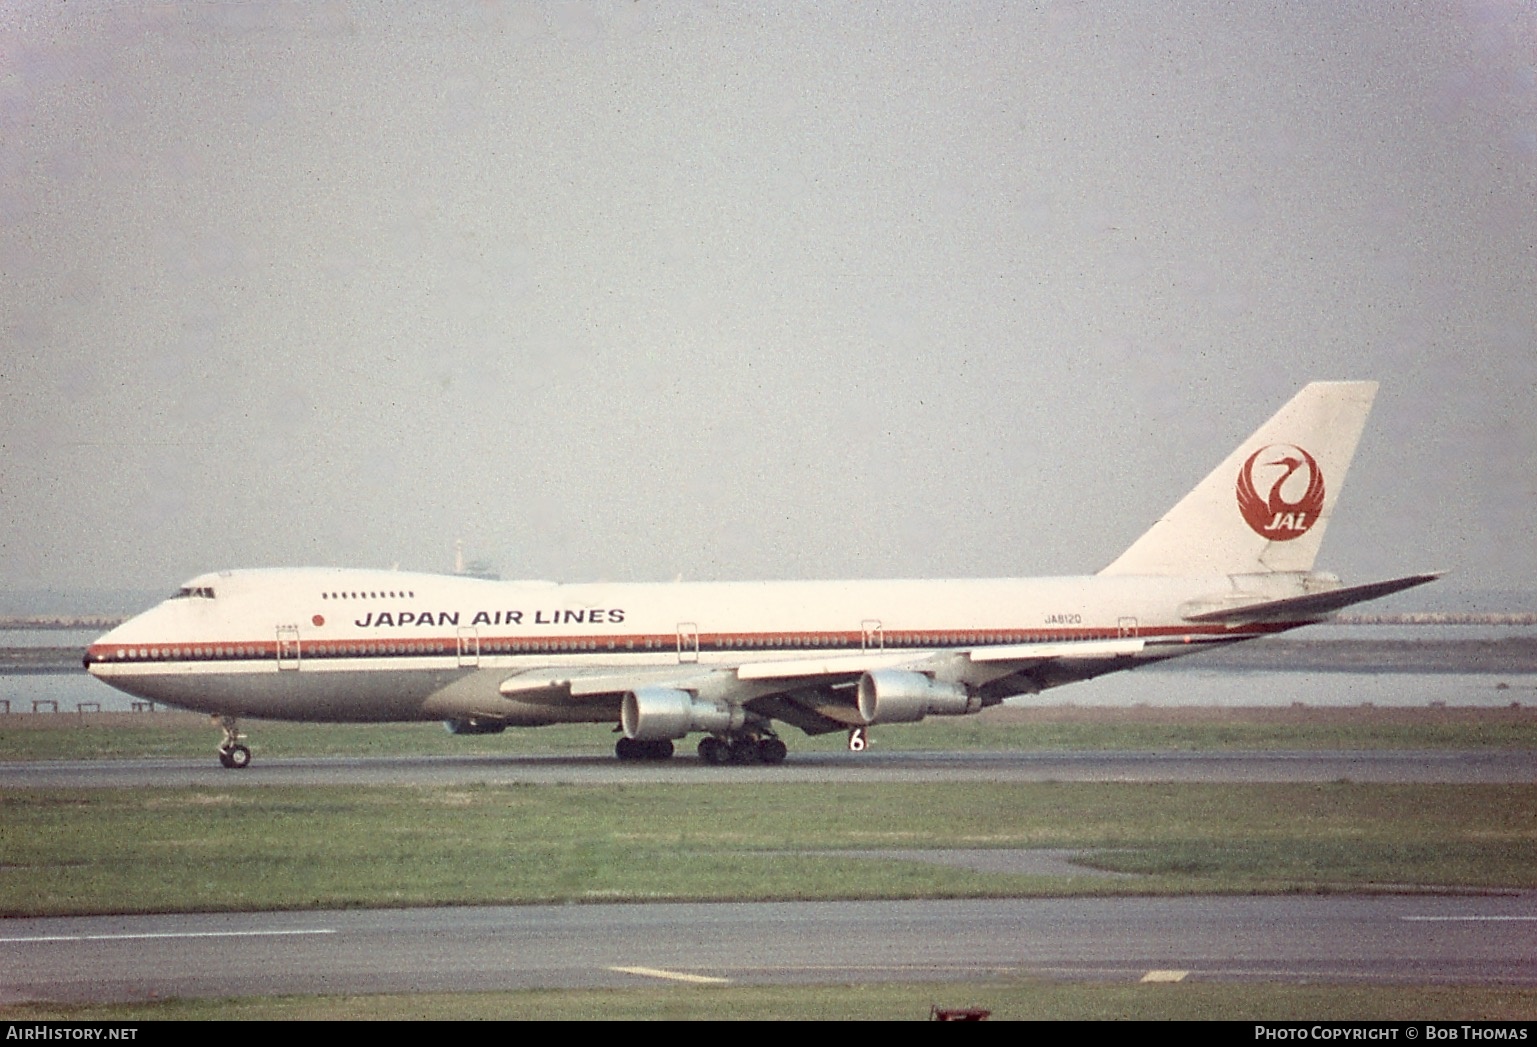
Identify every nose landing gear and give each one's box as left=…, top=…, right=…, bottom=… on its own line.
left=217, top=717, right=251, bottom=770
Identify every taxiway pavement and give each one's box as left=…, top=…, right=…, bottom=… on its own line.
left=5, top=895, right=1535, bottom=1003
left=3, top=748, right=1535, bottom=788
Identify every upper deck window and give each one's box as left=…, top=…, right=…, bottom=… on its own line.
left=320, top=590, right=417, bottom=600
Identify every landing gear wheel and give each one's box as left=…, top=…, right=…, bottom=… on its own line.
left=757, top=737, right=788, bottom=765
left=617, top=737, right=675, bottom=761
left=216, top=717, right=251, bottom=769
left=727, top=738, right=761, bottom=765
left=698, top=736, right=730, bottom=765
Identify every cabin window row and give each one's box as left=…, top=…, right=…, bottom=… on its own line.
left=112, top=645, right=263, bottom=660
left=320, top=591, right=416, bottom=600
left=103, top=628, right=1115, bottom=663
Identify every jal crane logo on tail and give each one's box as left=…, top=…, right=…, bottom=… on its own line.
left=1236, top=444, right=1325, bottom=541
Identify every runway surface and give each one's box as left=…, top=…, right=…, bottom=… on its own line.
left=5, top=895, right=1535, bottom=1003
left=4, top=747, right=1535, bottom=788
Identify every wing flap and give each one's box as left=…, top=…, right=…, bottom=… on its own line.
left=735, top=651, right=921, bottom=680
left=967, top=638, right=1145, bottom=663
left=498, top=666, right=710, bottom=702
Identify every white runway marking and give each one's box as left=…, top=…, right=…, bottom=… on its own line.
left=610, top=965, right=730, bottom=984
left=2, top=929, right=337, bottom=944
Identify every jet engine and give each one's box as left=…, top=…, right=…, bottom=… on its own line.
left=856, top=669, right=978, bottom=724
left=621, top=687, right=745, bottom=741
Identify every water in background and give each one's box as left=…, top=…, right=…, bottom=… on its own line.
left=1060, top=666, right=1536, bottom=708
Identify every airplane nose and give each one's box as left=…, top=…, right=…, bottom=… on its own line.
left=84, top=623, right=131, bottom=674
left=84, top=641, right=111, bottom=672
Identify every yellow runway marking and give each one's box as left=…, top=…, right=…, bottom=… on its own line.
left=610, top=965, right=730, bottom=984
left=1140, top=969, right=1189, bottom=983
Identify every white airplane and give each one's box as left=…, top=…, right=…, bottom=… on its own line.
left=86, top=382, right=1437, bottom=769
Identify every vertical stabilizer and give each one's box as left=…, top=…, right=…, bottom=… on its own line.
left=1098, top=381, right=1378, bottom=577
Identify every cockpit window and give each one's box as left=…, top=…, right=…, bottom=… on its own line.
left=171, top=586, right=216, bottom=599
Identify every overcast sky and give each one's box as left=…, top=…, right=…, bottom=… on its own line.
left=2, top=2, right=1533, bottom=599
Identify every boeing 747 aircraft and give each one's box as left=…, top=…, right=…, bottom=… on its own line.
left=86, top=382, right=1436, bottom=768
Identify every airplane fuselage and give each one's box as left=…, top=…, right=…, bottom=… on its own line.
left=86, top=566, right=1312, bottom=725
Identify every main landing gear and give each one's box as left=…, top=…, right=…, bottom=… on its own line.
left=217, top=716, right=251, bottom=770
left=613, top=732, right=788, bottom=765
left=614, top=737, right=674, bottom=761
left=696, top=734, right=787, bottom=766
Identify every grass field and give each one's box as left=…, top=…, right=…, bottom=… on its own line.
left=3, top=781, right=1534, bottom=916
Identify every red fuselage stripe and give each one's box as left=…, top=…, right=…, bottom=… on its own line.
left=84, top=621, right=1294, bottom=665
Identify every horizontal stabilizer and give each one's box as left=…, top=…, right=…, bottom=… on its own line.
left=1182, top=572, right=1443, bottom=625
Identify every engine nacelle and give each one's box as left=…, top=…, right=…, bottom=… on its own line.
left=621, top=687, right=744, bottom=741
left=443, top=717, right=507, bottom=735
left=856, top=669, right=977, bottom=725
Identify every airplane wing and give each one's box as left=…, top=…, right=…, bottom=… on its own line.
left=489, top=570, right=1431, bottom=741
left=495, top=637, right=1149, bottom=734
left=1181, top=572, right=1443, bottom=626
left=484, top=562, right=1424, bottom=743
left=739, top=638, right=1148, bottom=730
